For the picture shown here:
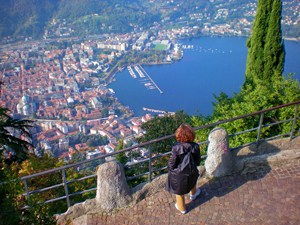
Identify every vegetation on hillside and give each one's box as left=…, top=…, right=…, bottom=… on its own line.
left=0, top=108, right=53, bottom=224
left=0, top=0, right=299, bottom=41
left=0, top=107, right=97, bottom=224
left=0, top=108, right=33, bottom=162
left=0, top=0, right=57, bottom=38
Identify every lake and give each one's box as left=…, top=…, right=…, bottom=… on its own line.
left=109, top=37, right=300, bottom=117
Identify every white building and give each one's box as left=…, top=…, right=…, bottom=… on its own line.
left=86, top=149, right=102, bottom=160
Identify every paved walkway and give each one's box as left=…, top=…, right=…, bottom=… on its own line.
left=71, top=161, right=300, bottom=225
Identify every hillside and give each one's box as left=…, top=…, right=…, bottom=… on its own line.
left=0, top=0, right=299, bottom=42
left=0, top=0, right=159, bottom=39
left=0, top=0, right=57, bottom=38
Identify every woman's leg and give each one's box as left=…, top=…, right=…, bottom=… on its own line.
left=175, top=194, right=186, bottom=211
left=189, top=185, right=201, bottom=200
left=189, top=186, right=197, bottom=196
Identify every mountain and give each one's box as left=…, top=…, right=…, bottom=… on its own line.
left=0, top=0, right=58, bottom=38
left=0, top=0, right=160, bottom=39
left=0, top=0, right=298, bottom=41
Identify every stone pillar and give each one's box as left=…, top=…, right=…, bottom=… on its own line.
left=96, top=160, right=132, bottom=211
left=205, top=127, right=232, bottom=177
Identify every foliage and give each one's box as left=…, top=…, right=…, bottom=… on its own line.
left=210, top=74, right=300, bottom=147
left=69, top=133, right=108, bottom=148
left=119, top=50, right=168, bottom=67
left=0, top=162, right=22, bottom=225
left=115, top=139, right=127, bottom=165
left=0, top=152, right=100, bottom=225
left=64, top=165, right=97, bottom=205
left=101, top=107, right=109, bottom=118
left=138, top=111, right=192, bottom=154
left=0, top=155, right=60, bottom=225
left=0, top=0, right=58, bottom=38
left=245, top=0, right=284, bottom=89
left=17, top=155, right=67, bottom=214
left=125, top=161, right=148, bottom=187
left=0, top=107, right=33, bottom=163
left=6, top=0, right=300, bottom=41
left=190, top=114, right=212, bottom=155
left=263, top=0, right=284, bottom=81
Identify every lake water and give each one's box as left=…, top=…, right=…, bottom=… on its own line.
left=109, top=37, right=300, bottom=117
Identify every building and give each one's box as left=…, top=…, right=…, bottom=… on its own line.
left=56, top=122, right=69, bottom=134
left=86, top=148, right=102, bottom=160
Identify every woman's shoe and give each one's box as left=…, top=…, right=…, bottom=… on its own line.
left=189, top=188, right=201, bottom=200
left=175, top=203, right=187, bottom=214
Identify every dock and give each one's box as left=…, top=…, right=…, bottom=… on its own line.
left=127, top=66, right=137, bottom=78
left=142, top=107, right=174, bottom=114
left=127, top=64, right=163, bottom=94
left=134, top=65, right=145, bottom=78
left=138, top=65, right=163, bottom=94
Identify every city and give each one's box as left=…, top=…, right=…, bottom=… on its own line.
left=0, top=0, right=299, bottom=165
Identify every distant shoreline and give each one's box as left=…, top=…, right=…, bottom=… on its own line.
left=105, top=35, right=299, bottom=86
left=0, top=34, right=299, bottom=49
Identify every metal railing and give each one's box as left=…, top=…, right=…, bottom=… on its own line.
left=19, top=100, right=300, bottom=211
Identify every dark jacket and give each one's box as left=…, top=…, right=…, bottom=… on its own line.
left=166, top=142, right=201, bottom=195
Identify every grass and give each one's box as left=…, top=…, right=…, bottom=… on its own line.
left=152, top=44, right=168, bottom=51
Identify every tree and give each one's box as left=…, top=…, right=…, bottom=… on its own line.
left=0, top=107, right=33, bottom=163
left=138, top=111, right=192, bottom=154
left=263, top=0, right=285, bottom=81
left=101, top=107, right=109, bottom=117
left=115, top=139, right=127, bottom=165
left=0, top=155, right=61, bottom=225
left=210, top=75, right=300, bottom=148
left=244, top=0, right=284, bottom=89
left=207, top=0, right=300, bottom=148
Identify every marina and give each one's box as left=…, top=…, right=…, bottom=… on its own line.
left=134, top=65, right=145, bottom=78
left=127, top=66, right=137, bottom=78
left=127, top=64, right=163, bottom=94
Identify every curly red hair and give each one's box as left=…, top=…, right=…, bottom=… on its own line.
left=175, top=124, right=195, bottom=142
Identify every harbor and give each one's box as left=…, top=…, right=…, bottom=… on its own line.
left=109, top=37, right=300, bottom=117
left=127, top=65, right=163, bottom=94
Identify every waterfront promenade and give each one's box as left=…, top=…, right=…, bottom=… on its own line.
left=65, top=150, right=300, bottom=225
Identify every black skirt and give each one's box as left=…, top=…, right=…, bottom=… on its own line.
left=166, top=170, right=199, bottom=195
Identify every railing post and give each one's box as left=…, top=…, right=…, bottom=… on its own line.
left=62, top=169, right=70, bottom=208
left=23, top=179, right=31, bottom=206
left=290, top=104, right=299, bottom=140
left=148, top=144, right=153, bottom=182
left=256, top=112, right=264, bottom=145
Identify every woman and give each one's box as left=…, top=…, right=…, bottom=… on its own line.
left=166, top=123, right=201, bottom=214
